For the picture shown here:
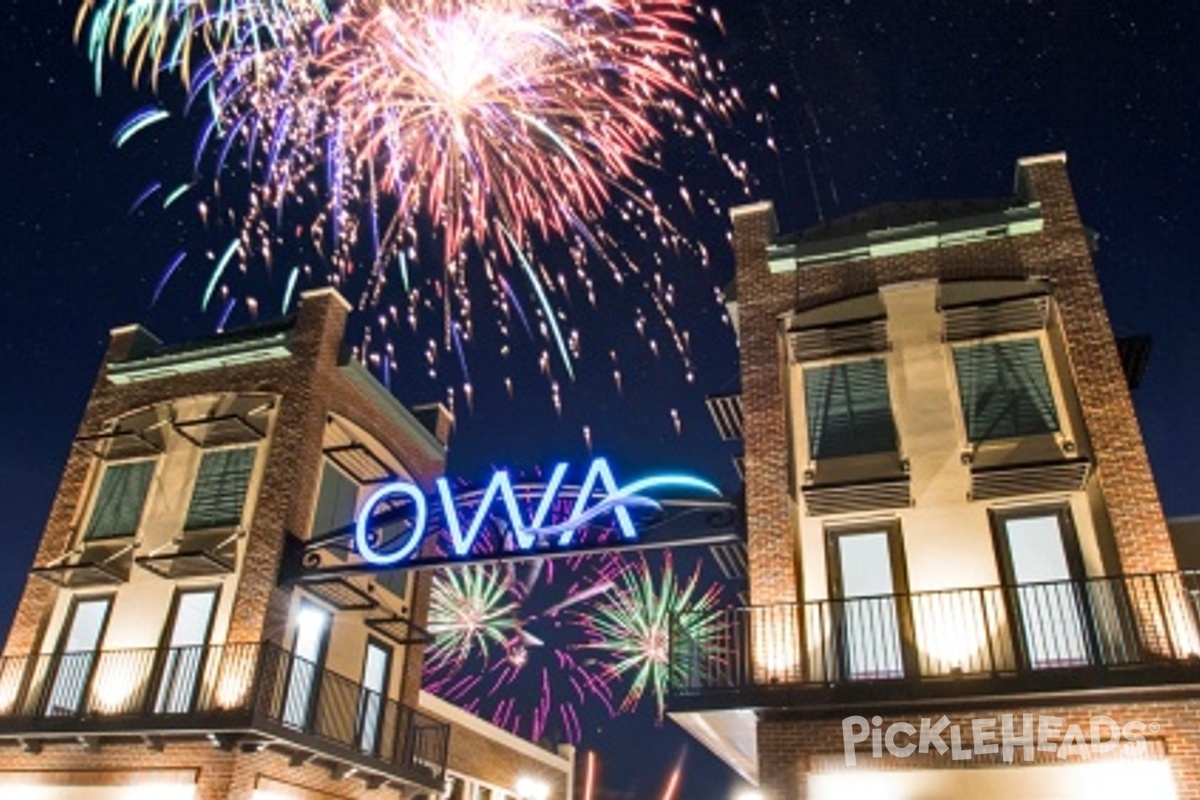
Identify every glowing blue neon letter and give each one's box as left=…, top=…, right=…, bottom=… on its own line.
left=355, top=482, right=428, bottom=566
left=438, top=463, right=569, bottom=556
left=354, top=458, right=720, bottom=566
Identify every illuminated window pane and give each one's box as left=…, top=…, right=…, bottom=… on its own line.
left=155, top=590, right=217, bottom=714
left=357, top=641, right=390, bottom=754
left=836, top=532, right=904, bottom=680
left=282, top=604, right=330, bottom=730
left=45, top=597, right=111, bottom=716
left=1001, top=514, right=1089, bottom=668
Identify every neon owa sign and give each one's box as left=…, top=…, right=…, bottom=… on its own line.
left=354, top=458, right=720, bottom=566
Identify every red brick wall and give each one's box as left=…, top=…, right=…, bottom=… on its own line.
left=441, top=722, right=571, bottom=799
left=732, top=154, right=1176, bottom=609
left=0, top=740, right=420, bottom=799
left=737, top=154, right=1188, bottom=796
left=756, top=696, right=1200, bottom=800
left=2, top=289, right=447, bottom=668
left=1015, top=158, right=1175, bottom=574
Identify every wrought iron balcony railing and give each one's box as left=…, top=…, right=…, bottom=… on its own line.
left=0, top=641, right=447, bottom=790
left=670, top=571, right=1200, bottom=703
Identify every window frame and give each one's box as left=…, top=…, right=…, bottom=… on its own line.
left=152, top=585, right=222, bottom=714
left=183, top=444, right=259, bottom=533
left=825, top=520, right=916, bottom=681
left=950, top=333, right=1062, bottom=445
left=801, top=355, right=899, bottom=461
left=42, top=593, right=115, bottom=717
left=310, top=458, right=363, bottom=541
left=81, top=457, right=157, bottom=542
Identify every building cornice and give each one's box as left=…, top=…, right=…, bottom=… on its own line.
left=767, top=202, right=1044, bottom=274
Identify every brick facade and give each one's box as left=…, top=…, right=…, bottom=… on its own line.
left=729, top=154, right=1191, bottom=798
left=0, top=288, right=575, bottom=798
left=734, top=155, right=1175, bottom=603
left=757, top=697, right=1200, bottom=800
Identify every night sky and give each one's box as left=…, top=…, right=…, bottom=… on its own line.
left=3, top=1, right=1200, bottom=798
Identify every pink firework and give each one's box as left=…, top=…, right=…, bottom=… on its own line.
left=424, top=554, right=623, bottom=744
left=315, top=0, right=704, bottom=259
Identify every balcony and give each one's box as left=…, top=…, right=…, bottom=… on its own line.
left=670, top=571, right=1200, bottom=713
left=0, top=642, right=448, bottom=791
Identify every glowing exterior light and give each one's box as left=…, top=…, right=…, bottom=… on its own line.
left=515, top=777, right=550, bottom=800
left=354, top=458, right=720, bottom=567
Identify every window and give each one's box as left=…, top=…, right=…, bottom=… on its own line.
left=185, top=447, right=256, bottom=531
left=155, top=588, right=218, bottom=713
left=804, top=358, right=896, bottom=459
left=312, top=461, right=361, bottom=538
left=375, top=568, right=409, bottom=599
left=953, top=338, right=1059, bottom=442
left=444, top=777, right=466, bottom=800
left=84, top=459, right=155, bottom=540
left=827, top=524, right=909, bottom=680
left=45, top=596, right=112, bottom=716
left=357, top=639, right=391, bottom=754
left=282, top=603, right=331, bottom=730
left=991, top=507, right=1091, bottom=669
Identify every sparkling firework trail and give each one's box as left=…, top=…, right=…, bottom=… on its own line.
left=77, top=0, right=751, bottom=402
left=427, top=564, right=520, bottom=671
left=424, top=553, right=622, bottom=744
left=74, top=0, right=329, bottom=90
left=586, top=552, right=724, bottom=718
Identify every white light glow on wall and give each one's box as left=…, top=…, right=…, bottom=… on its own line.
left=912, top=592, right=992, bottom=675
left=7, top=784, right=196, bottom=800
left=515, top=776, right=550, bottom=800
left=809, top=758, right=1177, bottom=800
left=91, top=666, right=141, bottom=714
left=0, top=660, right=23, bottom=713
left=752, top=609, right=801, bottom=683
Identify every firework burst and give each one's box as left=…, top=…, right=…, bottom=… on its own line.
left=313, top=0, right=701, bottom=260
left=426, top=564, right=520, bottom=671
left=424, top=555, right=622, bottom=744
left=74, top=0, right=329, bottom=90
left=81, top=0, right=749, bottom=410
left=585, top=552, right=723, bottom=718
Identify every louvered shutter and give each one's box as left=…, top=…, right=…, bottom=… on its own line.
left=804, top=359, right=897, bottom=459
left=953, top=338, right=1059, bottom=442
left=312, top=461, right=360, bottom=538
left=85, top=460, right=155, bottom=540
left=184, top=447, right=256, bottom=531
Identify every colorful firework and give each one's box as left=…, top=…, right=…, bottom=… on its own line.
left=84, top=0, right=748, bottom=409
left=74, top=0, right=329, bottom=90
left=313, top=0, right=703, bottom=260
left=585, top=552, right=724, bottom=718
left=426, top=564, right=519, bottom=671
left=424, top=555, right=622, bottom=744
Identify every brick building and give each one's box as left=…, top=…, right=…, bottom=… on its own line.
left=669, top=154, right=1200, bottom=798
left=0, top=288, right=573, bottom=800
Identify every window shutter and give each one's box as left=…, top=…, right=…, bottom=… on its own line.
left=312, top=462, right=361, bottom=538
left=804, top=359, right=896, bottom=459
left=954, top=338, right=1059, bottom=442
left=375, top=568, right=409, bottom=599
left=85, top=460, right=155, bottom=540
left=185, top=447, right=256, bottom=531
